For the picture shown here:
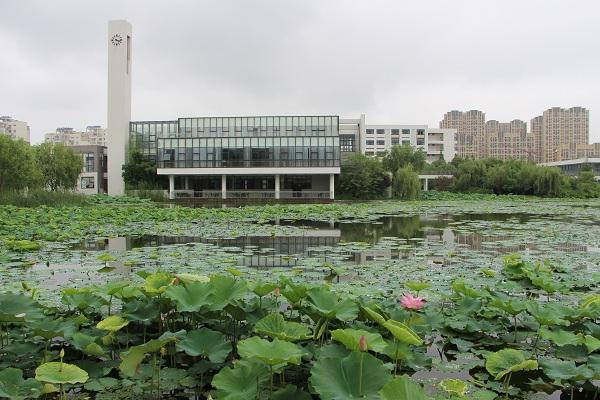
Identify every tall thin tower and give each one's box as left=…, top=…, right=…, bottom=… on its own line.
left=107, top=20, right=132, bottom=195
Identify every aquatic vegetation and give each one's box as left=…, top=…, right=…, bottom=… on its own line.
left=0, top=198, right=600, bottom=398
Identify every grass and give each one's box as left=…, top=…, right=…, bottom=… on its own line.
left=0, top=189, right=90, bottom=207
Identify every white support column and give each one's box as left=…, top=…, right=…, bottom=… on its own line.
left=221, top=175, right=227, bottom=199
left=424, top=178, right=429, bottom=192
left=184, top=176, right=189, bottom=190
left=169, top=175, right=175, bottom=200
left=329, top=174, right=335, bottom=200
left=275, top=174, right=280, bottom=199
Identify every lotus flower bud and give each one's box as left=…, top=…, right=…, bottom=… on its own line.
left=358, top=335, right=368, bottom=351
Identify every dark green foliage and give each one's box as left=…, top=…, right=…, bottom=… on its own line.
left=34, top=142, right=82, bottom=191
left=0, top=135, right=39, bottom=192
left=122, top=151, right=166, bottom=190
left=0, top=189, right=89, bottom=207
left=392, top=166, right=421, bottom=200
left=382, top=144, right=426, bottom=172
left=338, top=154, right=390, bottom=199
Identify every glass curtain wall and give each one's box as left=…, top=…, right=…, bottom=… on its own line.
left=130, top=116, right=340, bottom=169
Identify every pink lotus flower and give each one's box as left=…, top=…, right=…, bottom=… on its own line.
left=400, top=293, right=425, bottom=310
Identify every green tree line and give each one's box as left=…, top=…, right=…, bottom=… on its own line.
left=339, top=144, right=600, bottom=199
left=0, top=136, right=82, bottom=193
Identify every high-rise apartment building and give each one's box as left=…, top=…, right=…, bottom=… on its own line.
left=484, top=119, right=535, bottom=161
left=0, top=116, right=30, bottom=142
left=534, top=107, right=589, bottom=162
left=440, top=110, right=485, bottom=159
left=44, top=126, right=107, bottom=146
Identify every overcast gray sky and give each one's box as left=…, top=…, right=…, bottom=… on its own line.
left=1, top=0, right=599, bottom=144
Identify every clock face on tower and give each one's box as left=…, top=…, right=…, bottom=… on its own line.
left=111, top=34, right=123, bottom=46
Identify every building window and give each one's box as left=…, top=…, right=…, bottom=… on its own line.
left=366, top=129, right=374, bottom=135
left=83, top=153, right=95, bottom=172
left=417, top=138, right=425, bottom=145
left=376, top=140, right=385, bottom=145
left=391, top=129, right=399, bottom=135
left=417, top=129, right=425, bottom=135
left=376, top=129, right=385, bottom=135
left=402, top=129, right=410, bottom=135
left=402, top=140, right=411, bottom=145
left=391, top=138, right=399, bottom=145
left=366, top=140, right=374, bottom=146
left=340, top=135, right=355, bottom=152
left=81, top=177, right=95, bottom=189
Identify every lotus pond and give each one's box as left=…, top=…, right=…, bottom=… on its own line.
left=1, top=197, right=600, bottom=399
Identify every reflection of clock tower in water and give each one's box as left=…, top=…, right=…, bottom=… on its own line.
left=107, top=20, right=132, bottom=196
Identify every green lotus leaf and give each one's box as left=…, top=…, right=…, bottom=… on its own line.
left=310, top=352, right=391, bottom=400
left=208, top=274, right=248, bottom=310
left=0, top=293, right=43, bottom=322
left=270, top=384, right=312, bottom=400
left=35, top=362, right=89, bottom=384
left=119, top=337, right=176, bottom=377
left=489, top=298, right=528, bottom=316
left=175, top=273, right=210, bottom=283
left=143, top=272, right=174, bottom=295
left=61, top=288, right=107, bottom=311
left=382, top=319, right=423, bottom=345
left=452, top=279, right=487, bottom=298
left=69, top=332, right=106, bottom=357
left=584, top=335, right=600, bottom=353
left=0, top=368, right=44, bottom=400
left=97, top=253, right=116, bottom=262
left=280, top=278, right=308, bottom=306
left=540, top=358, right=594, bottom=383
left=485, top=349, right=538, bottom=380
left=237, top=336, right=307, bottom=366
left=96, top=315, right=129, bottom=332
left=439, top=378, right=468, bottom=397
left=362, top=306, right=387, bottom=325
left=379, top=375, right=428, bottom=400
left=331, top=328, right=387, bottom=353
left=526, top=302, right=570, bottom=326
left=164, top=281, right=212, bottom=312
left=175, top=328, right=231, bottom=363
left=103, top=281, right=130, bottom=296
left=254, top=313, right=312, bottom=342
left=306, top=286, right=358, bottom=322
left=211, top=359, right=270, bottom=400
left=251, top=280, right=277, bottom=297
left=581, top=294, right=600, bottom=309
left=539, top=328, right=584, bottom=347
left=83, top=377, right=119, bottom=392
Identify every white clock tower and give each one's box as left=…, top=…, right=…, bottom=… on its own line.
left=107, top=20, right=132, bottom=196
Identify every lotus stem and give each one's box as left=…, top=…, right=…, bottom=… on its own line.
left=394, top=338, right=400, bottom=376
left=359, top=352, right=365, bottom=396
left=269, top=365, right=274, bottom=393
left=504, top=372, right=512, bottom=400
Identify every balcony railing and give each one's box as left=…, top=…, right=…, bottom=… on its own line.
left=173, top=190, right=331, bottom=199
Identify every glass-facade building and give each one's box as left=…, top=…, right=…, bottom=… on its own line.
left=129, top=116, right=341, bottom=200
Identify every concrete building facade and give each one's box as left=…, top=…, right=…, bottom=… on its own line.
left=0, top=116, right=30, bottom=142
left=72, top=145, right=108, bottom=194
left=535, top=107, right=589, bottom=162
left=484, top=119, right=536, bottom=161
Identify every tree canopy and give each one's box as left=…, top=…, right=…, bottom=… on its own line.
left=34, top=143, right=82, bottom=191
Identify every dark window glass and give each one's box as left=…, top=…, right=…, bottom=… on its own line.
left=366, top=140, right=374, bottom=145
left=366, top=129, right=374, bottom=134
left=376, top=140, right=385, bottom=145
left=391, top=129, right=399, bottom=135
left=376, top=129, right=385, bottom=135
left=402, top=129, right=410, bottom=135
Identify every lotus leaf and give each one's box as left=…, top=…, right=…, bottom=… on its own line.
left=143, top=272, right=174, bottom=295
left=96, top=315, right=129, bottom=332
left=539, top=328, right=584, bottom=347
left=485, top=349, right=538, bottom=380
left=164, top=281, right=212, bottom=312
left=540, top=358, right=594, bottom=383
left=310, top=352, right=391, bottom=400
left=175, top=328, right=232, bottom=363
left=383, top=319, right=423, bottom=345
left=331, top=328, right=387, bottom=353
left=439, top=378, right=468, bottom=397
left=237, top=336, right=306, bottom=366
left=35, top=362, right=89, bottom=384
left=211, top=359, right=270, bottom=400
left=0, top=368, right=44, bottom=400
left=306, top=286, right=358, bottom=322
left=379, top=375, right=428, bottom=400
left=119, top=337, right=176, bottom=376
left=254, top=313, right=312, bottom=342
